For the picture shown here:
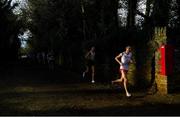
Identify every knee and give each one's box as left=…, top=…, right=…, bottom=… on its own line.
left=124, top=78, right=127, bottom=83
left=92, top=68, right=95, bottom=74
left=92, top=71, right=95, bottom=75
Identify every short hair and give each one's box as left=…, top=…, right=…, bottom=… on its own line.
left=126, top=46, right=131, bottom=50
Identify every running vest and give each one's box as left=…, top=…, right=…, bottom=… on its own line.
left=87, top=51, right=95, bottom=61
left=120, top=52, right=132, bottom=70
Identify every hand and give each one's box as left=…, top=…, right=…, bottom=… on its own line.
left=119, top=62, right=122, bottom=66
left=130, top=60, right=133, bottom=64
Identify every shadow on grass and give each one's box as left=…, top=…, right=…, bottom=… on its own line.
left=0, top=88, right=124, bottom=99
left=1, top=103, right=180, bottom=116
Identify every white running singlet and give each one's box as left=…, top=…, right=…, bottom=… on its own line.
left=120, top=52, right=132, bottom=70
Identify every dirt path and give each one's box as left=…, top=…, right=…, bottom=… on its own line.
left=0, top=83, right=180, bottom=115
left=0, top=62, right=180, bottom=115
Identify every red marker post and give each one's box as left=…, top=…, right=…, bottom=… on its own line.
left=158, top=44, right=174, bottom=76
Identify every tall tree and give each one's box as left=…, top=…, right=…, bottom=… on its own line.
left=153, top=0, right=171, bottom=26
left=176, top=0, right=180, bottom=28
left=127, top=0, right=138, bottom=27
left=0, top=0, right=22, bottom=64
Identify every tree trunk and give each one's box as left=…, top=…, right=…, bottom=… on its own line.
left=112, top=0, right=120, bottom=29
left=177, top=0, right=180, bottom=28
left=127, top=0, right=137, bottom=28
left=153, top=0, right=171, bottom=26
left=80, top=0, right=86, bottom=40
left=144, top=0, right=153, bottom=25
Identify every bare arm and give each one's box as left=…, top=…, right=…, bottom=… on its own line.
left=130, top=53, right=134, bottom=64
left=85, top=51, right=90, bottom=59
left=130, top=59, right=133, bottom=64
left=115, top=53, right=122, bottom=65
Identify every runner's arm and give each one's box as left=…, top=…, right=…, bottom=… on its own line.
left=115, top=53, right=122, bottom=65
left=130, top=59, right=133, bottom=63
left=130, top=53, right=134, bottom=64
left=85, top=51, right=90, bottom=59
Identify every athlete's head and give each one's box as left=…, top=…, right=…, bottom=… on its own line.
left=125, top=46, right=131, bottom=53
left=91, top=46, right=95, bottom=51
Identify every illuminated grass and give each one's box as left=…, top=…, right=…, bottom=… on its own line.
left=0, top=83, right=180, bottom=115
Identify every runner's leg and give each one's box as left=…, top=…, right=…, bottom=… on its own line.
left=121, top=70, right=131, bottom=97
left=91, top=65, right=95, bottom=83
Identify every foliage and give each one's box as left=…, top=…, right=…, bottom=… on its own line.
left=19, top=0, right=180, bottom=87
left=0, top=0, right=24, bottom=63
left=25, top=0, right=121, bottom=73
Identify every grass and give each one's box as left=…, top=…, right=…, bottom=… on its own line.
left=0, top=83, right=180, bottom=115
left=0, top=62, right=180, bottom=115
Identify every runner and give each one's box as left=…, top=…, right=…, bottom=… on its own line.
left=112, top=46, right=133, bottom=97
left=83, top=46, right=96, bottom=83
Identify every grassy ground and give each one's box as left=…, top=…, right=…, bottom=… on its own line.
left=0, top=62, right=180, bottom=115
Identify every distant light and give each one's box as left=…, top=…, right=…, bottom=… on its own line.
left=19, top=30, right=31, bottom=48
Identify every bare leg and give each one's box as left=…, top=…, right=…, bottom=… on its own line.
left=91, top=65, right=95, bottom=83
left=123, top=78, right=129, bottom=94
left=85, top=66, right=89, bottom=73
left=112, top=70, right=123, bottom=84
left=83, top=66, right=89, bottom=78
left=121, top=70, right=131, bottom=97
left=112, top=78, right=123, bottom=84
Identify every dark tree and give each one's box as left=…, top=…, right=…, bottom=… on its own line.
left=0, top=0, right=22, bottom=64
